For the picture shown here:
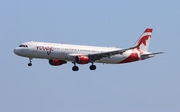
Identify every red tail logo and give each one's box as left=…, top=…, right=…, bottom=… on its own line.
left=137, top=35, right=151, bottom=49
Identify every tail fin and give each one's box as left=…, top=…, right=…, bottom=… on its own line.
left=134, top=28, right=153, bottom=52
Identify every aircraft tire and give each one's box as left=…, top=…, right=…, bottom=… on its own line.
left=28, top=63, right=32, bottom=66
left=90, top=65, right=96, bottom=70
left=72, top=66, right=79, bottom=71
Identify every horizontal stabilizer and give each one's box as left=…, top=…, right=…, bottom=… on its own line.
left=141, top=52, right=164, bottom=59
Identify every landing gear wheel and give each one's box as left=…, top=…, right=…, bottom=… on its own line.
left=72, top=66, right=79, bottom=71
left=90, top=65, right=96, bottom=70
left=28, top=63, right=32, bottom=66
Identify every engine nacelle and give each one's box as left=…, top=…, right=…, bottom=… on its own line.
left=49, top=59, right=67, bottom=66
left=75, top=55, right=90, bottom=64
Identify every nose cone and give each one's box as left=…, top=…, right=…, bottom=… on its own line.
left=14, top=48, right=17, bottom=54
left=14, top=48, right=20, bottom=55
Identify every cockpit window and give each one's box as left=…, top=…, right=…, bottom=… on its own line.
left=19, top=45, right=28, bottom=47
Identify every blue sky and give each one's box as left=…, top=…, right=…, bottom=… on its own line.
left=0, top=0, right=180, bottom=112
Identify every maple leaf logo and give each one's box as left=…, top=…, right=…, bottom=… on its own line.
left=137, top=35, right=151, bottom=49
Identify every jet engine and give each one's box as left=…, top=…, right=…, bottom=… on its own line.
left=75, top=55, right=90, bottom=64
left=49, top=59, right=67, bottom=66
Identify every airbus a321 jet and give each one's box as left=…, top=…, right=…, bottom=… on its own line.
left=14, top=28, right=163, bottom=71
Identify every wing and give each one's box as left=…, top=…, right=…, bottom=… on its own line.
left=88, top=45, right=138, bottom=62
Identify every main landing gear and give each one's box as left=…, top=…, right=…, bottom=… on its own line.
left=72, top=62, right=96, bottom=71
left=72, top=62, right=79, bottom=71
left=89, top=64, right=96, bottom=70
left=28, top=58, right=32, bottom=66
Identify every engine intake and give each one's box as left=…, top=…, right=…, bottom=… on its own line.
left=49, top=59, right=67, bottom=66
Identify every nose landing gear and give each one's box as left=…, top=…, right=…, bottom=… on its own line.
left=28, top=58, right=32, bottom=66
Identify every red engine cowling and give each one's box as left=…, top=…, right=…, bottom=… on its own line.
left=75, top=55, right=90, bottom=64
left=49, top=59, right=67, bottom=66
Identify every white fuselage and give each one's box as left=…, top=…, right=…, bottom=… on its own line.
left=13, top=28, right=162, bottom=71
left=14, top=41, right=145, bottom=64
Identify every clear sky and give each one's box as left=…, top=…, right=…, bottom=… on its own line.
left=0, top=0, right=180, bottom=112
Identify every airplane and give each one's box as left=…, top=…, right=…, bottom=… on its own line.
left=14, top=28, right=163, bottom=71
